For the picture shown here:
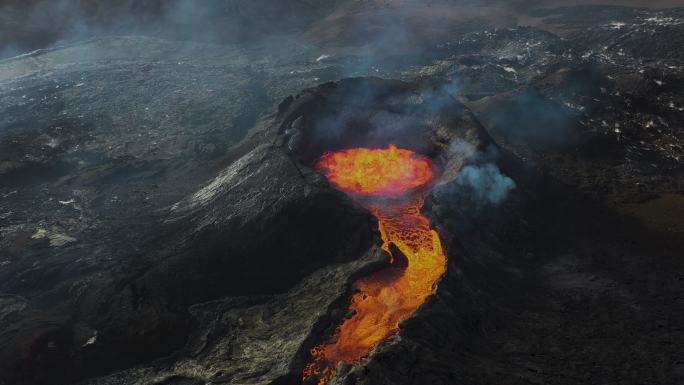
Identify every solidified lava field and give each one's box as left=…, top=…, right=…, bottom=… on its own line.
left=0, top=2, right=683, bottom=385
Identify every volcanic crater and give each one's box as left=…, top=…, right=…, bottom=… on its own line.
left=272, top=77, right=496, bottom=385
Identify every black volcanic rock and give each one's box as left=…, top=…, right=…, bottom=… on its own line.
left=0, top=42, right=384, bottom=385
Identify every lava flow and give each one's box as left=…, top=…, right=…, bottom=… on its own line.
left=302, top=145, right=447, bottom=385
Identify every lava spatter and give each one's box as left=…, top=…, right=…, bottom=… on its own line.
left=303, top=145, right=447, bottom=385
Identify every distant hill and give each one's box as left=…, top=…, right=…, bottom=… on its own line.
left=1, top=0, right=680, bottom=59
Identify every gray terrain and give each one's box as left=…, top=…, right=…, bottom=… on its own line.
left=0, top=1, right=683, bottom=385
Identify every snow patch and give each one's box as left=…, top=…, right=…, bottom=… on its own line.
left=31, top=228, right=47, bottom=239
left=48, top=234, right=77, bottom=247
left=83, top=331, right=98, bottom=347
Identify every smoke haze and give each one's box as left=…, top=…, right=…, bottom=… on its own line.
left=0, top=0, right=338, bottom=59
left=2, top=0, right=681, bottom=60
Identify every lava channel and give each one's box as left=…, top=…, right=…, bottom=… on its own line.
left=302, top=145, right=447, bottom=385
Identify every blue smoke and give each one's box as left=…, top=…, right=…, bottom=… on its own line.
left=440, top=140, right=516, bottom=207
left=455, top=163, right=515, bottom=205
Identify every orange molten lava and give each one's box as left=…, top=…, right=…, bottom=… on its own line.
left=303, top=146, right=447, bottom=385
left=315, top=145, right=434, bottom=197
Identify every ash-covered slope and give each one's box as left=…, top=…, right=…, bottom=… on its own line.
left=0, top=4, right=683, bottom=385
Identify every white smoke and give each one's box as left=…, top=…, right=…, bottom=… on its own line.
left=445, top=139, right=516, bottom=206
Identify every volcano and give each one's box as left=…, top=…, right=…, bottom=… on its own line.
left=1, top=3, right=683, bottom=385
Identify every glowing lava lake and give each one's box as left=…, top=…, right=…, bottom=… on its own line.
left=302, top=145, right=448, bottom=384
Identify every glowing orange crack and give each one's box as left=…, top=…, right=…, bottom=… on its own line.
left=302, top=145, right=447, bottom=385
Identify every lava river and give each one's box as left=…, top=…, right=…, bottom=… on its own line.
left=302, top=145, right=447, bottom=384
